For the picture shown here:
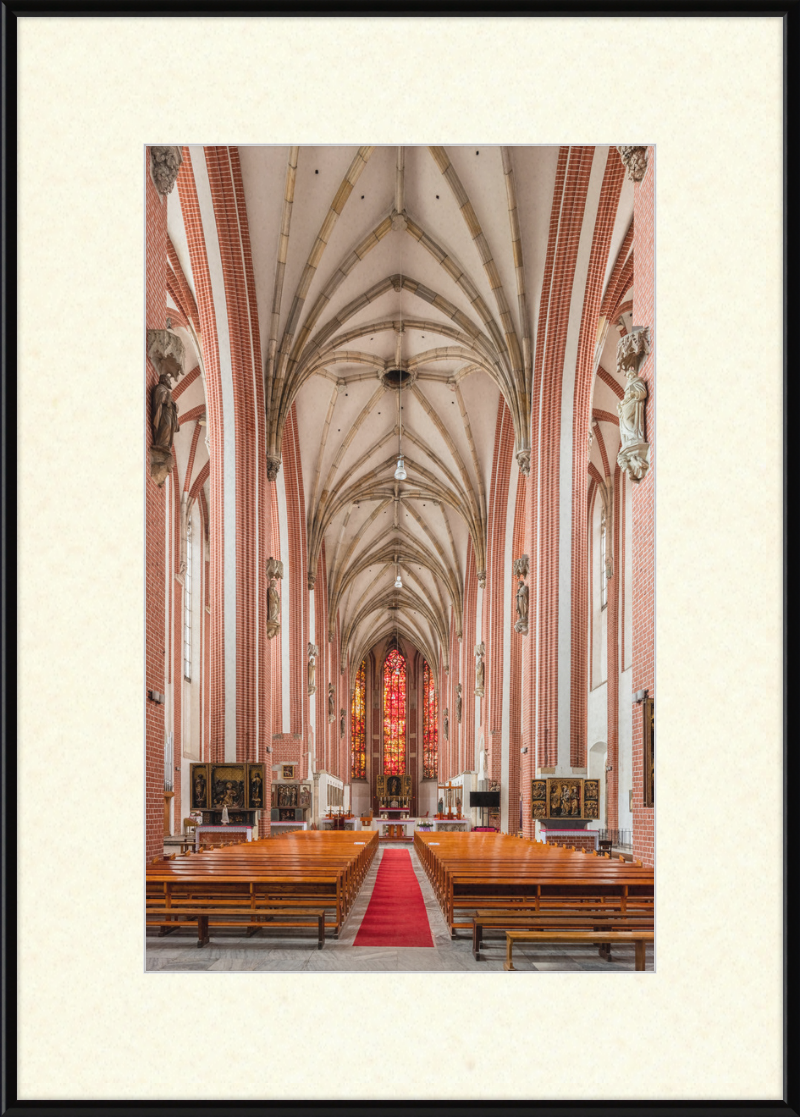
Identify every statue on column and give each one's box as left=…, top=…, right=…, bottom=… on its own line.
left=456, top=683, right=462, bottom=724
left=444, top=708, right=449, bottom=741
left=616, top=328, right=651, bottom=483
left=147, top=327, right=184, bottom=486
left=340, top=708, right=346, bottom=739
left=265, top=557, right=284, bottom=640
left=328, top=683, right=335, bottom=723
left=307, top=643, right=318, bottom=696
left=513, top=554, right=530, bottom=636
left=474, top=642, right=485, bottom=697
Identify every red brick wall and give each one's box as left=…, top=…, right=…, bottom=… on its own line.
left=570, top=149, right=626, bottom=768
left=145, top=148, right=168, bottom=865
left=461, top=541, right=477, bottom=780
left=507, top=475, right=526, bottom=833
left=484, top=401, right=513, bottom=785
left=631, top=148, right=655, bottom=868
left=606, top=463, right=622, bottom=829
left=534, top=147, right=593, bottom=770
left=176, top=149, right=226, bottom=769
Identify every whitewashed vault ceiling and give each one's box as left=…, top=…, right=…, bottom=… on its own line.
left=166, top=145, right=633, bottom=680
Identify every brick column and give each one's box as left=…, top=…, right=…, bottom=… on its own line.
left=631, top=147, right=655, bottom=868
left=145, top=148, right=168, bottom=865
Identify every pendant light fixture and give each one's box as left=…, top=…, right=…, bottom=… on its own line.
left=394, top=554, right=403, bottom=590
left=392, top=334, right=407, bottom=481
left=393, top=390, right=406, bottom=481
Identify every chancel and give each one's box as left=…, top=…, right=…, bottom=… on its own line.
left=146, top=144, right=655, bottom=972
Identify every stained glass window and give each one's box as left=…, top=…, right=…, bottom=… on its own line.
left=350, top=659, right=367, bottom=780
left=382, top=650, right=406, bottom=775
left=422, top=660, right=438, bottom=779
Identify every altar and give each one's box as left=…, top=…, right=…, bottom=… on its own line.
left=194, top=824, right=253, bottom=850
left=369, top=817, right=471, bottom=840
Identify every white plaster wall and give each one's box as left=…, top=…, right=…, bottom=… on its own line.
left=474, top=585, right=483, bottom=771
left=417, top=780, right=438, bottom=819
left=624, top=478, right=633, bottom=671
left=349, top=783, right=370, bottom=816
left=587, top=679, right=608, bottom=752
left=587, top=740, right=607, bottom=830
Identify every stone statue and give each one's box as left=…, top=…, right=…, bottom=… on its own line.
left=514, top=579, right=529, bottom=636
left=444, top=708, right=449, bottom=741
left=474, top=642, right=485, bottom=698
left=616, top=145, right=648, bottom=183
left=150, top=146, right=183, bottom=195
left=616, top=328, right=651, bottom=483
left=265, top=557, right=283, bottom=640
left=152, top=372, right=180, bottom=453
left=340, top=708, right=346, bottom=739
left=328, top=683, right=335, bottom=723
left=147, top=328, right=185, bottom=486
left=307, top=643, right=318, bottom=696
left=456, top=683, right=462, bottom=724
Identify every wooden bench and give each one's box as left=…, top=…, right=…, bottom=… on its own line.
left=504, top=929, right=654, bottom=971
left=147, top=831, right=379, bottom=942
left=413, top=832, right=653, bottom=937
left=147, top=906, right=326, bottom=948
left=472, top=909, right=654, bottom=960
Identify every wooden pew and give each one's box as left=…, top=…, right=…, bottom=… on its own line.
left=146, top=831, right=378, bottom=941
left=413, top=832, right=654, bottom=937
left=472, top=909, right=654, bottom=960
left=146, top=905, right=326, bottom=948
left=504, top=929, right=654, bottom=971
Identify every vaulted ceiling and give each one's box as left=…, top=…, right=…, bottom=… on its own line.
left=166, top=145, right=633, bottom=680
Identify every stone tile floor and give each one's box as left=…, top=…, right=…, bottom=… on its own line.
left=146, top=843, right=654, bottom=973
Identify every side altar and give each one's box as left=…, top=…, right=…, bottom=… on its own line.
left=190, top=762, right=266, bottom=827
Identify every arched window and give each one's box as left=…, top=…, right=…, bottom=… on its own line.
left=422, top=660, right=438, bottom=779
left=382, top=650, right=406, bottom=775
left=350, top=659, right=367, bottom=780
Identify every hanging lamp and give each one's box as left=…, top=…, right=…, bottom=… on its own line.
left=393, top=397, right=407, bottom=480
left=393, top=339, right=407, bottom=481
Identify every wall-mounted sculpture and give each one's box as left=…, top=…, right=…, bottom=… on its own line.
left=474, top=642, right=486, bottom=698
left=340, top=708, right=346, bottom=739
left=307, top=643, right=318, bottom=696
left=456, top=683, right=462, bottom=724
left=513, top=554, right=529, bottom=636
left=150, top=146, right=183, bottom=195
left=616, top=145, right=649, bottom=183
left=328, top=682, right=335, bottom=724
left=265, top=557, right=284, bottom=640
left=148, top=327, right=184, bottom=486
left=616, top=328, right=651, bottom=483
left=444, top=708, right=449, bottom=741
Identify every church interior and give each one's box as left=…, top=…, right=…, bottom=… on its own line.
left=145, top=143, right=656, bottom=972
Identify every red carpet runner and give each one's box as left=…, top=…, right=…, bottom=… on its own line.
left=353, top=849, right=434, bottom=947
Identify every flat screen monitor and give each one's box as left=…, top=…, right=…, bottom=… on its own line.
left=470, top=791, right=500, bottom=808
